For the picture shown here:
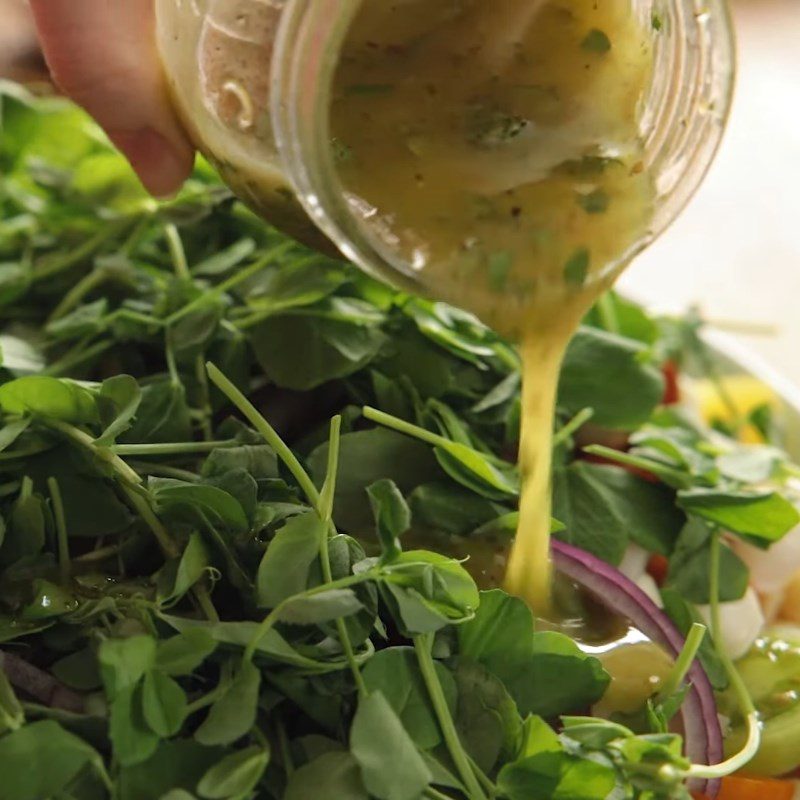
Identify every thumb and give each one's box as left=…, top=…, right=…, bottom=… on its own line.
left=29, top=0, right=194, bottom=197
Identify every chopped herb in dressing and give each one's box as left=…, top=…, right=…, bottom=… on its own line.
left=331, top=138, right=354, bottom=163
left=582, top=28, right=612, bottom=54
left=488, top=250, right=514, bottom=291
left=466, top=105, right=529, bottom=149
left=564, top=247, right=591, bottom=286
left=577, top=189, right=611, bottom=214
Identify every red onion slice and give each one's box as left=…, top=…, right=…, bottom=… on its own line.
left=552, top=539, right=723, bottom=798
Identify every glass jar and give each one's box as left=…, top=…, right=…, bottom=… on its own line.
left=155, top=0, right=735, bottom=294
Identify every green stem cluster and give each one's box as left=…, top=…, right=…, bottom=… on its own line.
left=207, top=364, right=366, bottom=692
left=685, top=531, right=761, bottom=781
left=415, top=635, right=488, bottom=800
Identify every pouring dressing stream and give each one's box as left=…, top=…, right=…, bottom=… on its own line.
left=328, top=0, right=655, bottom=611
left=155, top=0, right=735, bottom=613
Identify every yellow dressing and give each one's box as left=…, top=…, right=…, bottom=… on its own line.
left=593, top=638, right=675, bottom=716
left=331, top=0, right=656, bottom=611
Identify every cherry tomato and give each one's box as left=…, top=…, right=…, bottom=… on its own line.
left=647, top=554, right=669, bottom=586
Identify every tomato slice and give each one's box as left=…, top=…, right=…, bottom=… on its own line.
left=647, top=554, right=669, bottom=586
left=662, top=359, right=681, bottom=405
left=715, top=776, right=795, bottom=800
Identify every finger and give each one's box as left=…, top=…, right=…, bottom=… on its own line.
left=29, top=0, right=194, bottom=197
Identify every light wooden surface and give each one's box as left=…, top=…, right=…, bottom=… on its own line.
left=620, top=0, right=800, bottom=384
left=2, top=0, right=799, bottom=384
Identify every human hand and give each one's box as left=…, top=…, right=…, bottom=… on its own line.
left=29, top=0, right=194, bottom=197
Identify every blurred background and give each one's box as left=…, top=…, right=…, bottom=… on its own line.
left=1, top=0, right=799, bottom=381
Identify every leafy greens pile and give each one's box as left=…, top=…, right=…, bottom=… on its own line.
left=1, top=83, right=799, bottom=800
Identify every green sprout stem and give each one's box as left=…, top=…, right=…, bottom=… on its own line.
left=0, top=481, right=21, bottom=499
left=164, top=223, right=190, bottom=280
left=685, top=532, right=761, bottom=780
left=128, top=462, right=202, bottom=482
left=41, top=340, right=115, bottom=378
left=111, top=439, right=237, bottom=456
left=166, top=242, right=293, bottom=328
left=552, top=407, right=594, bottom=448
left=209, top=360, right=371, bottom=685
left=582, top=444, right=691, bottom=488
left=657, top=622, right=707, bottom=703
left=45, top=419, right=142, bottom=487
left=275, top=717, right=295, bottom=777
left=194, top=355, right=214, bottom=441
left=320, top=416, right=342, bottom=525
left=122, top=486, right=179, bottom=559
left=415, top=634, right=487, bottom=800
left=207, top=363, right=321, bottom=507
left=48, top=266, right=110, bottom=323
left=596, top=293, right=621, bottom=334
left=242, top=571, right=378, bottom=663
left=33, top=218, right=132, bottom=280
left=363, top=405, right=510, bottom=469
left=165, top=339, right=181, bottom=387
left=467, top=755, right=498, bottom=797
left=425, top=789, right=456, bottom=800
left=317, top=415, right=367, bottom=695
left=47, top=478, right=70, bottom=584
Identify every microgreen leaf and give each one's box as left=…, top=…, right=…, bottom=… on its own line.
left=96, top=374, right=142, bottom=445
left=559, top=327, right=665, bottom=429
left=677, top=488, right=800, bottom=542
left=284, top=752, right=368, bottom=800
left=278, top=588, right=364, bottom=625
left=141, top=670, right=188, bottom=737
left=0, top=376, right=98, bottom=424
left=0, top=720, right=106, bottom=800
left=256, top=511, right=326, bottom=608
left=197, top=745, right=270, bottom=799
left=350, top=690, right=432, bottom=800
left=362, top=647, right=457, bottom=750
left=156, top=630, right=217, bottom=677
left=195, top=661, right=261, bottom=747
left=367, top=478, right=410, bottom=561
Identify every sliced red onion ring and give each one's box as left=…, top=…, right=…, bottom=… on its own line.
left=552, top=539, right=723, bottom=798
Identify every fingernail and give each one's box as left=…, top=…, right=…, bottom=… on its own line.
left=109, top=128, right=194, bottom=199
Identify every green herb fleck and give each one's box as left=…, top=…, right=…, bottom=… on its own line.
left=577, top=189, right=610, bottom=215
left=564, top=248, right=591, bottom=286
left=345, top=83, right=395, bottom=96
left=559, top=156, right=621, bottom=178
left=582, top=29, right=612, bottom=54
left=331, top=138, right=353, bottom=164
left=488, top=251, right=514, bottom=292
left=652, top=13, right=664, bottom=32
left=467, top=105, right=529, bottom=148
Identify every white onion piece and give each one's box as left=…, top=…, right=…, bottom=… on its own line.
left=697, top=588, right=765, bottom=662
left=734, top=524, right=800, bottom=595
left=618, top=543, right=650, bottom=583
